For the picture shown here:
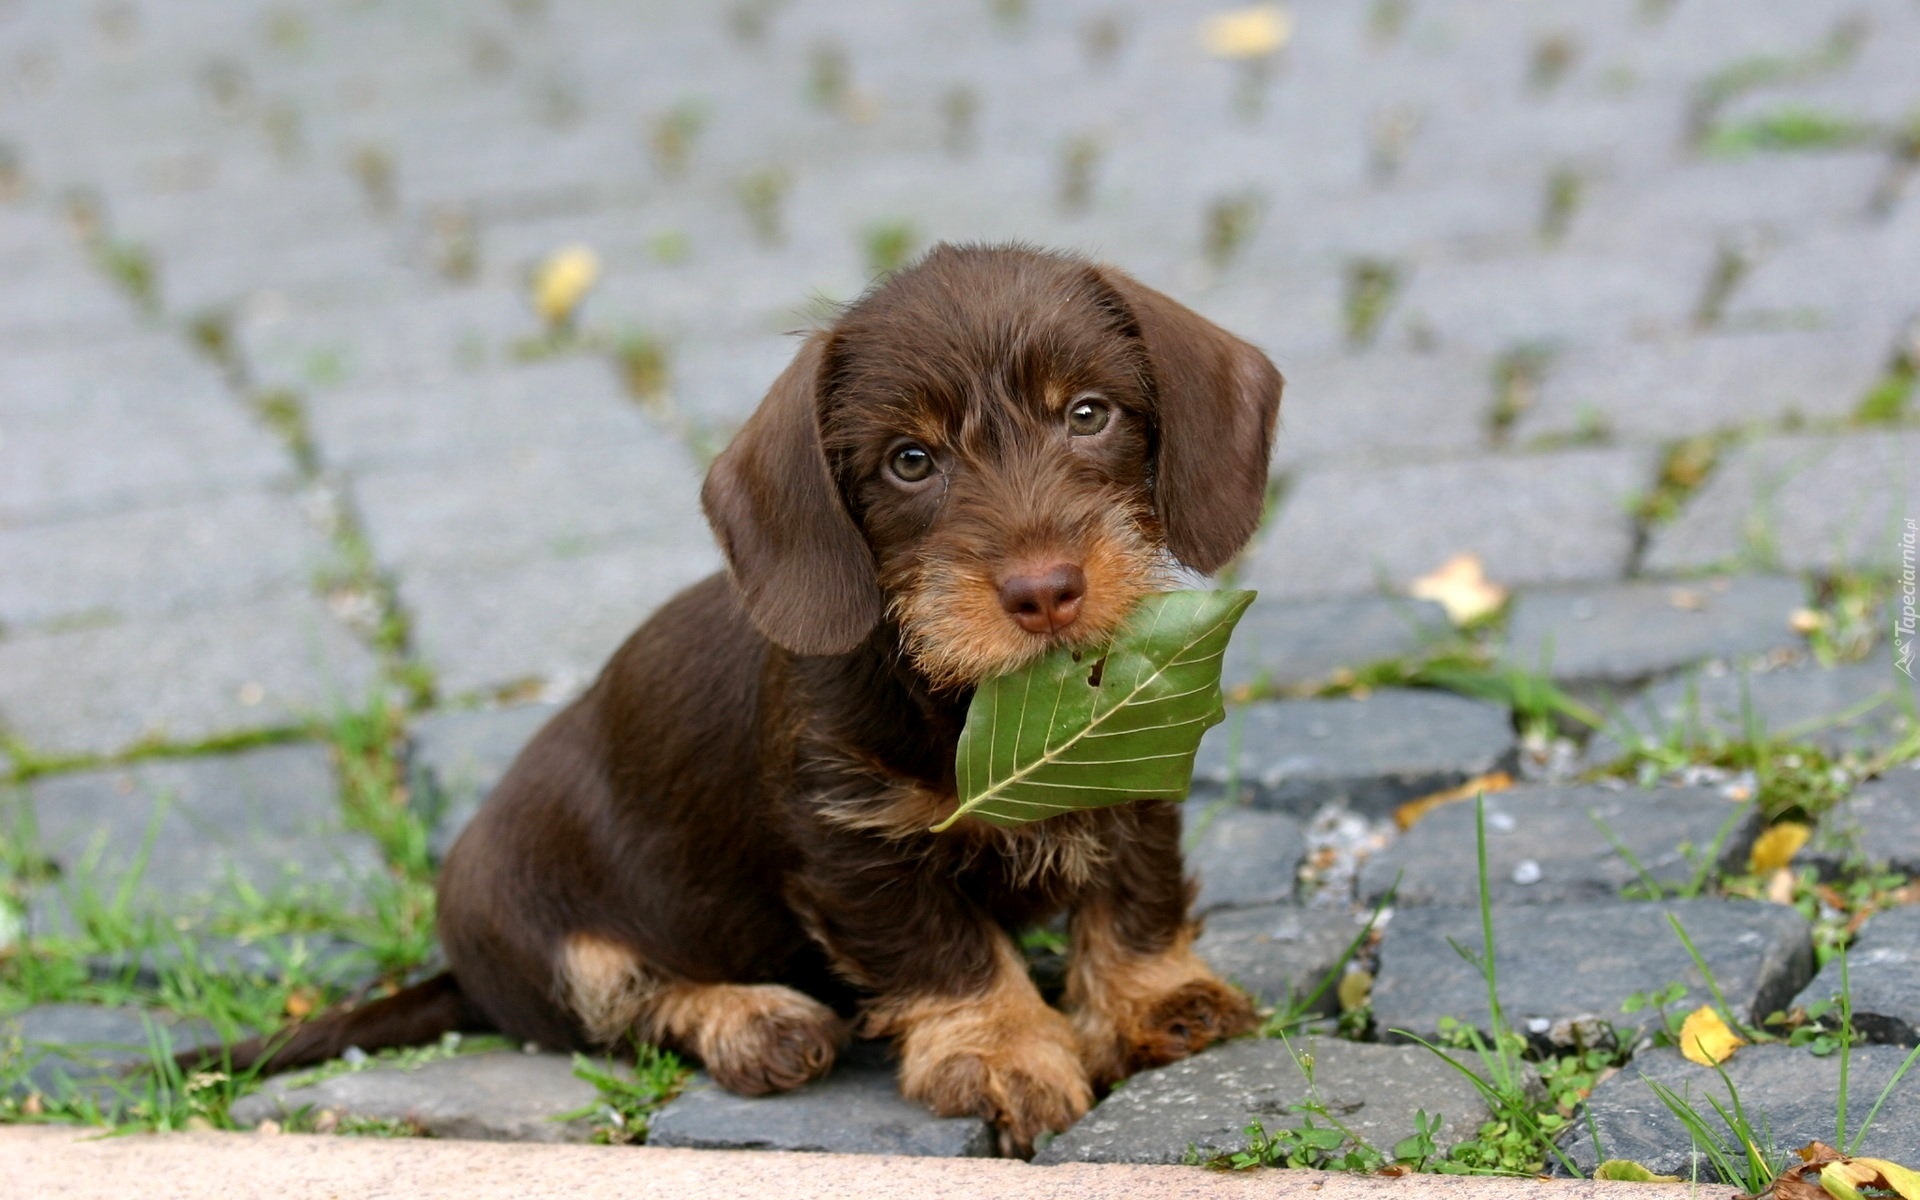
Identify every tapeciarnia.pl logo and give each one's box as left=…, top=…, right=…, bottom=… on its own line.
left=1898, top=517, right=1916, bottom=679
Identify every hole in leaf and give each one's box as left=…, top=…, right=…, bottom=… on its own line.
left=1086, top=656, right=1108, bottom=688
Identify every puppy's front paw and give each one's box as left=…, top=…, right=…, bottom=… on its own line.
left=1074, top=967, right=1256, bottom=1086
left=684, top=984, right=845, bottom=1097
left=895, top=1004, right=1092, bottom=1157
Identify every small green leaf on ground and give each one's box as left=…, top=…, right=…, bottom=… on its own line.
left=934, top=590, right=1255, bottom=831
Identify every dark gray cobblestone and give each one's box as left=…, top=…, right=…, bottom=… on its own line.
left=1034, top=1037, right=1493, bottom=1166
left=1792, top=904, right=1920, bottom=1046
left=1193, top=690, right=1517, bottom=817
left=1222, top=596, right=1452, bottom=696
left=1371, top=899, right=1813, bottom=1050
left=1503, top=576, right=1810, bottom=690
left=1591, top=662, right=1920, bottom=765
left=1802, top=768, right=1920, bottom=878
left=230, top=1049, right=599, bottom=1144
left=1560, top=1045, right=1920, bottom=1180
left=1645, top=433, right=1920, bottom=576
left=650, top=1042, right=994, bottom=1157
left=1247, top=449, right=1656, bottom=601
left=1359, top=783, right=1760, bottom=908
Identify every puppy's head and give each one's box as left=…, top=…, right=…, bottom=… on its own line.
left=702, top=244, right=1281, bottom=689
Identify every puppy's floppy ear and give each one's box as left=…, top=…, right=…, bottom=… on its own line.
left=701, top=334, right=883, bottom=655
left=1092, top=266, right=1283, bottom=574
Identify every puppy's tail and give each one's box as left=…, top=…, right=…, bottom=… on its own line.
left=180, top=971, right=490, bottom=1077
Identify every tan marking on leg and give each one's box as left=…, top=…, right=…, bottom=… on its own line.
left=1065, top=902, right=1257, bottom=1087
left=866, top=938, right=1092, bottom=1158
left=558, top=932, right=659, bottom=1044
left=644, top=982, right=844, bottom=1097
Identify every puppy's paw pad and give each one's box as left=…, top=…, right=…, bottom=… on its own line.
left=1135, top=978, right=1256, bottom=1065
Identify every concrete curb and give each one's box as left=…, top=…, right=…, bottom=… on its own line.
left=0, top=1126, right=1715, bottom=1200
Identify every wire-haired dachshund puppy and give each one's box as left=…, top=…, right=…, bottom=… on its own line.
left=219, top=243, right=1283, bottom=1155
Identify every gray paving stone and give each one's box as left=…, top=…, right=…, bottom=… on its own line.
left=8, top=744, right=381, bottom=931
left=1504, top=576, right=1811, bottom=689
left=1726, top=218, right=1920, bottom=331
left=0, top=336, right=290, bottom=523
left=1644, top=432, right=1919, bottom=575
left=1360, top=784, right=1761, bottom=907
left=1590, top=662, right=1920, bottom=765
left=0, top=594, right=381, bottom=758
left=1223, top=595, right=1454, bottom=696
left=1559, top=1045, right=1920, bottom=1180
left=235, top=287, right=535, bottom=394
left=352, top=436, right=710, bottom=575
left=1033, top=1036, right=1493, bottom=1166
left=230, top=1050, right=599, bottom=1143
left=1184, top=804, right=1306, bottom=915
left=1802, top=768, right=1920, bottom=877
left=397, top=549, right=721, bottom=699
left=1564, top=152, right=1889, bottom=256
left=1194, top=904, right=1369, bottom=1012
left=1, top=1004, right=226, bottom=1108
left=0, top=258, right=148, bottom=349
left=305, top=357, right=645, bottom=472
left=1267, top=349, right=1494, bottom=473
left=649, top=1041, right=994, bottom=1157
left=1793, top=904, right=1920, bottom=1046
left=1371, top=899, right=1813, bottom=1050
left=1386, top=248, right=1713, bottom=353
left=409, top=704, right=560, bottom=861
left=1247, top=448, right=1656, bottom=600
left=1515, top=324, right=1898, bottom=443
left=0, top=490, right=334, bottom=629
left=1192, top=690, right=1518, bottom=818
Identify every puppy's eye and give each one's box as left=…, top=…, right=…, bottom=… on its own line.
left=889, top=443, right=935, bottom=483
left=1066, top=396, right=1112, bottom=437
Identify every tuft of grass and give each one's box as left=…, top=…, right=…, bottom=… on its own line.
left=560, top=1042, right=690, bottom=1143
left=1704, top=108, right=1877, bottom=158
left=735, top=167, right=790, bottom=246
left=1528, top=33, right=1578, bottom=94
left=1343, top=258, right=1401, bottom=348
left=1058, top=134, right=1101, bottom=215
left=1194, top=1039, right=1444, bottom=1172
left=941, top=85, right=979, bottom=156
left=805, top=41, right=849, bottom=111
left=1634, top=434, right=1720, bottom=527
left=1852, top=362, right=1915, bottom=426
left=1203, top=191, right=1263, bottom=272
left=648, top=101, right=708, bottom=178
left=612, top=330, right=671, bottom=408
left=1489, top=344, right=1555, bottom=441
left=1540, top=167, right=1582, bottom=244
left=861, top=219, right=919, bottom=278
left=93, top=239, right=161, bottom=315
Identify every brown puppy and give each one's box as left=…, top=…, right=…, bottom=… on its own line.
left=220, top=244, right=1282, bottom=1154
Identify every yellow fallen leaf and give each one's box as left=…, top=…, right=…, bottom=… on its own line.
left=1679, top=1005, right=1746, bottom=1066
left=1826, top=1158, right=1920, bottom=1200
left=1789, top=608, right=1826, bottom=635
left=1198, top=5, right=1292, bottom=59
left=1749, top=822, right=1811, bottom=873
left=532, top=243, right=601, bottom=327
left=1409, top=553, right=1508, bottom=624
left=1595, top=1160, right=1682, bottom=1182
left=1337, top=967, right=1373, bottom=1012
left=1394, top=770, right=1515, bottom=830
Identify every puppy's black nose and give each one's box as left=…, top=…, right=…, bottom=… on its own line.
left=999, top=563, right=1087, bottom=635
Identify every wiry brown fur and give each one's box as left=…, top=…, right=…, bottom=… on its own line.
left=194, top=244, right=1283, bottom=1158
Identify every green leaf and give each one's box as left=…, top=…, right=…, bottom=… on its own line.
left=933, top=589, right=1255, bottom=832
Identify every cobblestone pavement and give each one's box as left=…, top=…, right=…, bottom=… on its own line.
left=3, top=0, right=1919, bottom=1178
